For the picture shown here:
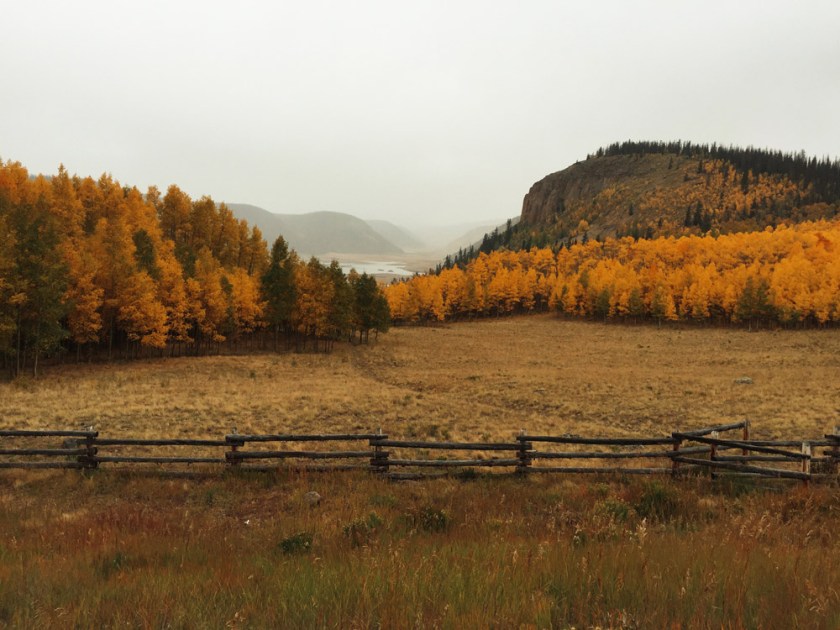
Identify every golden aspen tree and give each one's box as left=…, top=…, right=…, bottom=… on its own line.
left=561, top=276, right=583, bottom=316
left=213, top=203, right=240, bottom=267
left=547, top=277, right=564, bottom=311
left=609, top=265, right=641, bottom=318
left=235, top=220, right=251, bottom=269
left=293, top=258, right=334, bottom=342
left=116, top=270, right=168, bottom=349
left=189, top=196, right=217, bottom=252
left=50, top=165, right=85, bottom=237
left=485, top=266, right=509, bottom=314
left=160, top=185, right=193, bottom=247
left=192, top=247, right=229, bottom=343
left=384, top=281, right=414, bottom=322
left=463, top=261, right=486, bottom=314
left=228, top=267, right=264, bottom=336
left=90, top=211, right=135, bottom=357
left=650, top=284, right=678, bottom=322
left=183, top=277, right=207, bottom=343
left=246, top=226, right=269, bottom=276
left=412, top=275, right=445, bottom=321
left=0, top=160, right=31, bottom=206
left=439, top=266, right=467, bottom=318
left=63, top=246, right=103, bottom=347
left=770, top=255, right=817, bottom=323
left=520, top=267, right=539, bottom=311
left=156, top=241, right=191, bottom=344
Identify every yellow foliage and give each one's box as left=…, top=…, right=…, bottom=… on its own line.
left=386, top=220, right=840, bottom=326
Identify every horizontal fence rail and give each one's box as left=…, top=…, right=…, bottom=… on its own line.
left=224, top=433, right=385, bottom=472
left=367, top=437, right=529, bottom=479
left=0, top=429, right=97, bottom=470
left=0, top=422, right=837, bottom=484
left=518, top=435, right=677, bottom=446
left=520, top=433, right=676, bottom=476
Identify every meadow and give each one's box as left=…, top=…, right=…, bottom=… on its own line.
left=2, top=315, right=838, bottom=442
left=1, top=315, right=839, bottom=627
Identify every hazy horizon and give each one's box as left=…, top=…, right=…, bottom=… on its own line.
left=3, top=1, right=839, bottom=226
left=225, top=201, right=510, bottom=231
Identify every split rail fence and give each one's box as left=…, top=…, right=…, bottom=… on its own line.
left=1, top=421, right=838, bottom=484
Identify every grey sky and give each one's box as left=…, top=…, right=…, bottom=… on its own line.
left=3, top=1, right=839, bottom=226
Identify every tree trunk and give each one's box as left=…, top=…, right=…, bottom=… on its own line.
left=15, top=308, right=22, bottom=378
left=108, top=314, right=115, bottom=361
left=32, top=318, right=41, bottom=378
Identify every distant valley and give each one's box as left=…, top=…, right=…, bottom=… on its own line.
left=226, top=202, right=511, bottom=273
left=227, top=204, right=402, bottom=257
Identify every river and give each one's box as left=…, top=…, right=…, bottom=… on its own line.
left=338, top=261, right=416, bottom=277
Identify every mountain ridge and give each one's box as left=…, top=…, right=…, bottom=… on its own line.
left=511, top=141, right=840, bottom=250
left=365, top=219, right=426, bottom=252
left=227, top=204, right=404, bottom=257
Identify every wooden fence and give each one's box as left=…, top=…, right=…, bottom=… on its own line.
left=1, top=422, right=838, bottom=484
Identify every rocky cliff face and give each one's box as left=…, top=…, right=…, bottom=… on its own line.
left=516, top=151, right=835, bottom=244
left=520, top=154, right=689, bottom=227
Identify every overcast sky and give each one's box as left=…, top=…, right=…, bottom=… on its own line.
left=3, top=1, right=839, bottom=226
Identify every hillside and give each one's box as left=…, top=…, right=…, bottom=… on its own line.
left=228, top=204, right=403, bottom=256
left=366, top=219, right=426, bottom=252
left=506, top=142, right=840, bottom=250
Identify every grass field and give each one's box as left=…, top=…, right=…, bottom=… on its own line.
left=2, top=315, right=839, bottom=627
left=1, top=470, right=838, bottom=627
left=2, top=315, right=838, bottom=441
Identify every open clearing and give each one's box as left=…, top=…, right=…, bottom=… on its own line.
left=2, top=316, right=839, bottom=627
left=2, top=315, right=838, bottom=441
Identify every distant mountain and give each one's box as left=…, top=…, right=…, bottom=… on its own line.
left=366, top=220, right=427, bottom=252
left=439, top=218, right=519, bottom=255
left=402, top=219, right=508, bottom=254
left=227, top=204, right=403, bottom=257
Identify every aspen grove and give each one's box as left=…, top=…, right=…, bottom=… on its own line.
left=385, top=221, right=840, bottom=327
left=0, top=160, right=389, bottom=377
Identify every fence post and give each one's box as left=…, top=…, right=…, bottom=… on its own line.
left=81, top=428, right=99, bottom=470
left=801, top=442, right=811, bottom=487
left=227, top=429, right=242, bottom=469
left=671, top=434, right=682, bottom=477
left=709, top=431, right=719, bottom=481
left=370, top=428, right=388, bottom=475
left=742, top=419, right=750, bottom=458
left=516, top=430, right=531, bottom=475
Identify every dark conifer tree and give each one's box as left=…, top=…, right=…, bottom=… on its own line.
left=261, top=236, right=296, bottom=349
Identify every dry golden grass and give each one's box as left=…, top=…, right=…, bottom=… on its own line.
left=1, top=469, right=838, bottom=627
left=1, top=315, right=838, bottom=442
left=2, top=317, right=840, bottom=627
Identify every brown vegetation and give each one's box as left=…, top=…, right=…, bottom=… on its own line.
left=1, top=468, right=838, bottom=627
left=2, top=316, right=839, bottom=626
left=2, top=315, right=837, bottom=442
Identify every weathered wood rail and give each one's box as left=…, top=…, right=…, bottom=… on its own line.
left=519, top=434, right=681, bottom=476
left=0, top=429, right=97, bottom=469
left=225, top=432, right=385, bottom=472
left=0, top=422, right=838, bottom=484
left=367, top=437, right=529, bottom=480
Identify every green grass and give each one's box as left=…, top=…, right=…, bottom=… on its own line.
left=0, top=470, right=838, bottom=627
